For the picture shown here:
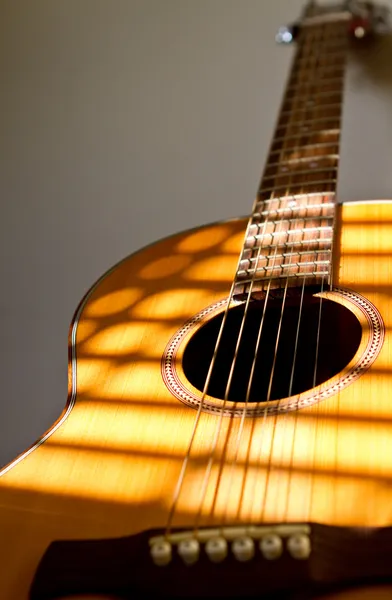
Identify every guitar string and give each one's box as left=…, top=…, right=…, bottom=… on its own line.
left=267, top=26, right=348, bottom=525
left=164, top=177, right=280, bottom=536
left=166, top=23, right=309, bottom=536
left=190, top=210, right=301, bottom=532
left=256, top=26, right=325, bottom=523
left=278, top=201, right=326, bottom=523
left=194, top=22, right=320, bottom=530
left=268, top=22, right=336, bottom=523
left=199, top=23, right=328, bottom=528
left=164, top=207, right=256, bottom=535
left=217, top=200, right=296, bottom=530
left=263, top=21, right=348, bottom=519
left=237, top=23, right=331, bottom=526
left=238, top=24, right=337, bottom=525
left=306, top=24, right=349, bottom=526
left=268, top=209, right=328, bottom=523
left=228, top=210, right=291, bottom=526
left=192, top=208, right=282, bottom=532
left=164, top=19, right=345, bottom=537
left=213, top=20, right=345, bottom=531
left=251, top=21, right=345, bottom=525
left=282, top=23, right=348, bottom=525
left=199, top=209, right=303, bottom=531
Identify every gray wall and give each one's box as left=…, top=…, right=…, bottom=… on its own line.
left=1, top=0, right=392, bottom=468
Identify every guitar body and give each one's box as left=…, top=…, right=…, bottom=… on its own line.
left=1, top=200, right=392, bottom=599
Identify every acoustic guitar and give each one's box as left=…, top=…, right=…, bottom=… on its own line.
left=2, top=1, right=392, bottom=598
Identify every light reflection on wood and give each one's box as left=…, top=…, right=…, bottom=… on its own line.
left=2, top=398, right=392, bottom=527
left=131, top=288, right=216, bottom=319
left=81, top=322, right=174, bottom=355
left=2, top=207, right=392, bottom=600
left=74, top=319, right=99, bottom=343
left=221, top=229, right=249, bottom=253
left=84, top=287, right=144, bottom=317
left=339, top=255, right=392, bottom=285
left=175, top=224, right=233, bottom=252
left=139, top=255, right=192, bottom=279
left=184, top=255, right=239, bottom=281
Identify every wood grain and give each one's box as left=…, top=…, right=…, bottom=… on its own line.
left=1, top=202, right=392, bottom=599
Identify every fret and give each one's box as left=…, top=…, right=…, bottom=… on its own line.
left=282, top=92, right=342, bottom=114
left=280, top=102, right=342, bottom=118
left=262, top=166, right=337, bottom=182
left=237, top=272, right=331, bottom=286
left=250, top=218, right=334, bottom=235
left=259, top=180, right=337, bottom=195
left=276, top=116, right=341, bottom=132
left=238, top=260, right=331, bottom=278
left=284, top=90, right=342, bottom=105
left=234, top=270, right=330, bottom=288
left=253, top=193, right=336, bottom=216
left=260, top=192, right=335, bottom=202
left=244, top=238, right=333, bottom=251
left=291, top=67, right=345, bottom=82
left=249, top=216, right=335, bottom=229
left=242, top=249, right=332, bottom=263
left=266, top=155, right=339, bottom=169
left=249, top=208, right=334, bottom=230
left=250, top=226, right=333, bottom=238
left=252, top=194, right=335, bottom=218
left=272, top=129, right=340, bottom=144
left=286, top=76, right=344, bottom=93
left=269, top=152, right=339, bottom=167
left=239, top=250, right=332, bottom=266
left=298, top=25, right=348, bottom=43
left=237, top=21, right=348, bottom=293
left=293, top=55, right=345, bottom=80
left=259, top=186, right=336, bottom=201
left=278, top=115, right=341, bottom=132
left=297, top=39, right=348, bottom=52
left=289, top=65, right=345, bottom=81
left=295, top=50, right=347, bottom=67
left=233, top=276, right=329, bottom=299
left=294, top=64, right=345, bottom=77
left=256, top=196, right=334, bottom=208
left=269, top=142, right=339, bottom=157
left=263, top=168, right=338, bottom=186
left=245, top=243, right=332, bottom=262
left=255, top=202, right=335, bottom=217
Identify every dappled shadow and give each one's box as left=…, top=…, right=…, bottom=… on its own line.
left=2, top=207, right=392, bottom=600
left=42, top=436, right=392, bottom=486
left=3, top=207, right=392, bottom=497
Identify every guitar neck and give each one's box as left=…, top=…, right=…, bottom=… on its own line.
left=234, top=20, right=349, bottom=298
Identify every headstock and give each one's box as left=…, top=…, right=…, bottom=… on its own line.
left=276, top=0, right=391, bottom=44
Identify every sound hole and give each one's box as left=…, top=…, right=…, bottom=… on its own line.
left=182, top=290, right=362, bottom=403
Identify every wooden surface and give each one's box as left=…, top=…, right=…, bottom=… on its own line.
left=1, top=201, right=392, bottom=598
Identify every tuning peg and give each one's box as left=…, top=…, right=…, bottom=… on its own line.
left=275, top=24, right=299, bottom=45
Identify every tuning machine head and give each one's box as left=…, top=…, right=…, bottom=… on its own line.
left=347, top=1, right=391, bottom=36
left=275, top=25, right=300, bottom=45
left=276, top=1, right=391, bottom=44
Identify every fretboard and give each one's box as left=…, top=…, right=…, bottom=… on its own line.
left=234, top=20, right=349, bottom=298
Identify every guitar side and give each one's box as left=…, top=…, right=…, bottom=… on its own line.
left=1, top=201, right=392, bottom=599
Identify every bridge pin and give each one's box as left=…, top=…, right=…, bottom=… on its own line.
left=260, top=534, right=283, bottom=560
left=232, top=536, right=255, bottom=562
left=150, top=540, right=172, bottom=566
left=205, top=536, right=228, bottom=563
left=287, top=533, right=311, bottom=560
left=178, top=538, right=200, bottom=565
